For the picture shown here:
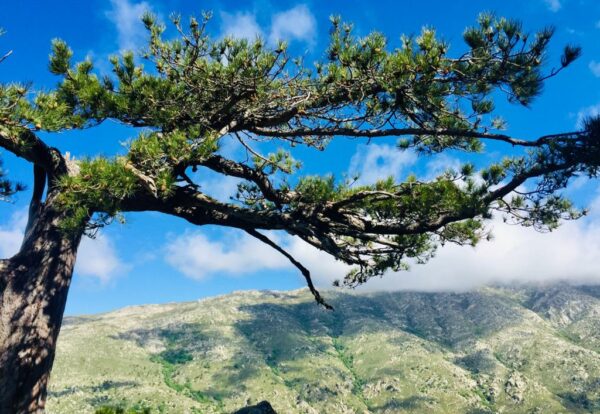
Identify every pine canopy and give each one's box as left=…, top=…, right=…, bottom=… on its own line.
left=1, top=13, right=599, bottom=307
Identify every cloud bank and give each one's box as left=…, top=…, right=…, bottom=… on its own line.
left=165, top=201, right=600, bottom=292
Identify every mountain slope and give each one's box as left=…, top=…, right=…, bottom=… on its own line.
left=47, top=285, right=600, bottom=413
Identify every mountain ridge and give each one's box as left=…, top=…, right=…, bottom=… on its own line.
left=48, top=284, right=600, bottom=413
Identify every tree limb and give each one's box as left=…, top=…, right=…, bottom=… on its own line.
left=250, top=126, right=581, bottom=148
left=244, top=228, right=334, bottom=310
left=0, top=126, right=63, bottom=173
left=200, top=155, right=295, bottom=206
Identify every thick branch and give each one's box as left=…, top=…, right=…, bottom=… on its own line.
left=120, top=186, right=290, bottom=230
left=0, top=126, right=63, bottom=173
left=250, top=126, right=582, bottom=148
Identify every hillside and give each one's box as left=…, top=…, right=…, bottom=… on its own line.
left=47, top=285, right=600, bottom=413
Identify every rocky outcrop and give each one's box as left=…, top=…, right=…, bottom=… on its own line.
left=233, top=401, right=277, bottom=414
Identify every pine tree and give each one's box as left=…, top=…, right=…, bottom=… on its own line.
left=1, top=12, right=599, bottom=412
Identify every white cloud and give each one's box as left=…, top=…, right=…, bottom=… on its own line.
left=269, top=5, right=316, bottom=46
left=220, top=11, right=264, bottom=41
left=219, top=5, right=316, bottom=46
left=424, top=154, right=463, bottom=179
left=164, top=193, right=600, bottom=292
left=544, top=0, right=562, bottom=12
left=589, top=60, right=600, bottom=77
left=0, top=209, right=28, bottom=258
left=199, top=174, right=241, bottom=202
left=576, top=103, right=600, bottom=129
left=164, top=231, right=289, bottom=279
left=164, top=228, right=349, bottom=282
left=106, top=0, right=153, bottom=51
left=359, top=199, right=600, bottom=292
left=349, top=144, right=417, bottom=184
left=75, top=234, right=129, bottom=283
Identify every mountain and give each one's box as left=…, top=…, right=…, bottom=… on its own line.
left=47, top=284, right=600, bottom=413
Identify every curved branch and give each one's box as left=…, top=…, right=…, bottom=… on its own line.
left=120, top=186, right=291, bottom=230
left=200, top=155, right=294, bottom=205
left=0, top=126, right=63, bottom=172
left=244, top=228, right=333, bottom=310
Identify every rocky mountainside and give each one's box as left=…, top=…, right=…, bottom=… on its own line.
left=47, top=284, right=600, bottom=413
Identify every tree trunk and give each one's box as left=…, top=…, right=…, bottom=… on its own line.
left=0, top=193, right=83, bottom=413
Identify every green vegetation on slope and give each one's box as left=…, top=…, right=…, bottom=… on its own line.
left=48, top=285, right=600, bottom=413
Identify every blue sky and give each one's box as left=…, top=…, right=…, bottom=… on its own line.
left=1, top=0, right=600, bottom=315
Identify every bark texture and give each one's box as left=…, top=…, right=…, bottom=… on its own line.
left=0, top=193, right=82, bottom=413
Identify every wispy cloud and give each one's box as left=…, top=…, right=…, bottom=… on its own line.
left=544, top=0, right=562, bottom=12
left=164, top=231, right=289, bottom=279
left=220, top=4, right=316, bottom=46
left=348, top=143, right=417, bottom=185
left=106, top=0, right=153, bottom=52
left=220, top=11, right=264, bottom=41
left=576, top=103, right=600, bottom=129
left=269, top=5, right=316, bottom=46
left=75, top=234, right=130, bottom=284
left=424, top=154, right=463, bottom=180
left=198, top=173, right=241, bottom=202
left=0, top=209, right=28, bottom=258
left=589, top=60, right=600, bottom=77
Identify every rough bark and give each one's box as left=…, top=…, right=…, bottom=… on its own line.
left=0, top=192, right=83, bottom=413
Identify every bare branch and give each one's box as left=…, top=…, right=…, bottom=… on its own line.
left=244, top=228, right=334, bottom=310
left=250, top=126, right=582, bottom=148
left=0, top=50, right=12, bottom=65
left=200, top=154, right=294, bottom=205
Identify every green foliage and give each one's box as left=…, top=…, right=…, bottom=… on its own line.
left=48, top=39, right=73, bottom=75
left=0, top=11, right=595, bottom=289
left=150, top=349, right=212, bottom=404
left=158, top=349, right=193, bottom=365
left=0, top=32, right=26, bottom=201
left=0, top=157, right=25, bottom=201
left=332, top=338, right=367, bottom=403
left=57, top=158, right=139, bottom=232
left=294, top=175, right=338, bottom=203
left=95, top=406, right=151, bottom=414
left=253, top=148, right=301, bottom=175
